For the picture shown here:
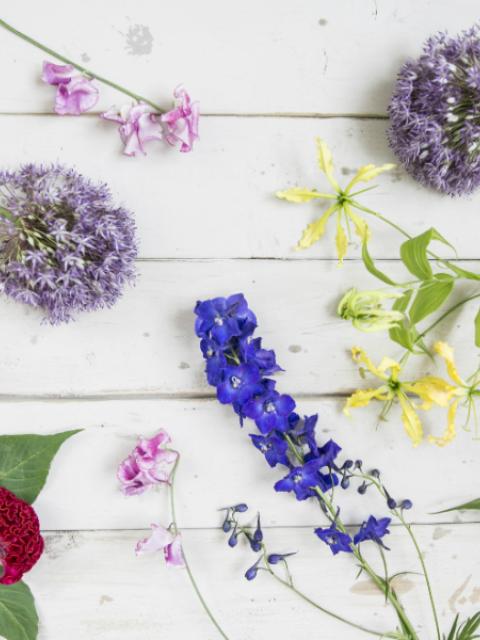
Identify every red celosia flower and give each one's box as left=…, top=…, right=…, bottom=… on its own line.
left=0, top=487, right=44, bottom=584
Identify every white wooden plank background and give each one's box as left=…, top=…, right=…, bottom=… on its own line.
left=0, top=1, right=479, bottom=639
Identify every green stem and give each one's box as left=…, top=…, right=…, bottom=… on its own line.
left=0, top=17, right=164, bottom=112
left=0, top=206, right=17, bottom=225
left=266, top=563, right=393, bottom=638
left=416, top=293, right=480, bottom=340
left=169, top=458, right=231, bottom=640
left=398, top=515, right=441, bottom=640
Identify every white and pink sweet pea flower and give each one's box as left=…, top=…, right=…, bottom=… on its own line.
left=161, top=85, right=199, bottom=153
left=117, top=430, right=179, bottom=495
left=135, top=524, right=185, bottom=568
left=101, top=103, right=164, bottom=157
left=42, top=60, right=99, bottom=115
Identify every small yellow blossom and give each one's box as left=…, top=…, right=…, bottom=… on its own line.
left=344, top=347, right=459, bottom=447
left=276, top=138, right=395, bottom=262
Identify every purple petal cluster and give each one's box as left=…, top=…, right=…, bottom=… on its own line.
left=0, top=164, right=137, bottom=323
left=388, top=25, right=480, bottom=195
left=195, top=293, right=398, bottom=557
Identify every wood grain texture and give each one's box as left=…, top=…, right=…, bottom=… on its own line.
left=27, top=527, right=480, bottom=640
left=5, top=397, right=478, bottom=530
left=0, top=116, right=479, bottom=259
left=0, top=260, right=477, bottom=396
left=1, top=1, right=480, bottom=115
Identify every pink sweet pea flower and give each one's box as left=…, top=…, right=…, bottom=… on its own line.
left=161, top=85, right=199, bottom=153
left=42, top=60, right=99, bottom=115
left=117, top=430, right=179, bottom=495
left=135, top=524, right=185, bottom=568
left=101, top=103, right=164, bottom=157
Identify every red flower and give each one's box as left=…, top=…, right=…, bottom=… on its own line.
left=0, top=487, right=44, bottom=584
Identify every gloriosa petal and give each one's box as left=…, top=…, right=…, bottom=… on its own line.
left=315, top=137, right=340, bottom=191
left=398, top=394, right=424, bottom=447
left=346, top=163, right=396, bottom=192
left=276, top=187, right=333, bottom=203
left=351, top=346, right=390, bottom=381
left=428, top=399, right=459, bottom=447
left=335, top=216, right=348, bottom=263
left=343, top=386, right=390, bottom=415
left=296, top=203, right=338, bottom=250
left=434, top=341, right=465, bottom=386
left=405, top=376, right=459, bottom=409
left=344, top=205, right=371, bottom=243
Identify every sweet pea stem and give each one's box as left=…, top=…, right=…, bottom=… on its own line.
left=0, top=17, right=164, bottom=112
left=169, top=458, right=231, bottom=640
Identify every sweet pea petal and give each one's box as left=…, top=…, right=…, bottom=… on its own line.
left=296, top=203, right=338, bottom=250
left=42, top=61, right=74, bottom=85
left=135, top=524, right=174, bottom=555
left=428, top=399, right=459, bottom=447
left=54, top=77, right=99, bottom=115
left=164, top=534, right=185, bottom=568
left=398, top=394, right=424, bottom=447
left=434, top=341, right=465, bottom=386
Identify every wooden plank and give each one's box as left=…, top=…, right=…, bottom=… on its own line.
left=6, top=398, right=478, bottom=529
left=0, top=260, right=477, bottom=396
left=1, top=1, right=480, bottom=114
left=28, top=526, right=480, bottom=639
left=0, top=116, right=479, bottom=259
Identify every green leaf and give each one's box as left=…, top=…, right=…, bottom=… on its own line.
left=434, top=498, right=480, bottom=514
left=400, top=228, right=454, bottom=280
left=475, top=308, right=480, bottom=348
left=447, top=263, right=480, bottom=281
left=0, top=581, right=38, bottom=640
left=0, top=430, right=81, bottom=504
left=408, top=275, right=455, bottom=324
left=389, top=290, right=415, bottom=350
left=361, top=241, right=397, bottom=285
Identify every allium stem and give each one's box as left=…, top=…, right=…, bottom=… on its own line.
left=169, top=459, right=231, bottom=640
left=0, top=18, right=164, bottom=113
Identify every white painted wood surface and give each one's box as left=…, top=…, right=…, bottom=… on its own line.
left=0, top=1, right=479, bottom=638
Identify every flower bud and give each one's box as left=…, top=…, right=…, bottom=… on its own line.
left=337, top=288, right=404, bottom=332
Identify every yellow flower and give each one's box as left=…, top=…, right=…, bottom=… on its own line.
left=344, top=347, right=424, bottom=446
left=276, top=138, right=394, bottom=262
left=425, top=342, right=480, bottom=446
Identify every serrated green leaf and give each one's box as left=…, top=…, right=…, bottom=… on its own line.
left=0, top=431, right=81, bottom=504
left=400, top=228, right=454, bottom=280
left=475, top=308, right=480, bottom=348
left=434, top=498, right=480, bottom=514
left=361, top=241, right=397, bottom=285
left=0, top=581, right=38, bottom=640
left=409, top=276, right=454, bottom=324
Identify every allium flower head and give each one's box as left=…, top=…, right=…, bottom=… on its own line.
left=0, top=164, right=137, bottom=323
left=388, top=25, right=480, bottom=195
left=0, top=487, right=44, bottom=584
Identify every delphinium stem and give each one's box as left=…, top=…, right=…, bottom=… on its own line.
left=168, top=458, right=231, bottom=640
left=0, top=18, right=164, bottom=112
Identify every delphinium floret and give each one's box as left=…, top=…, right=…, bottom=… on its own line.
left=0, top=164, right=137, bottom=322
left=388, top=25, right=480, bottom=195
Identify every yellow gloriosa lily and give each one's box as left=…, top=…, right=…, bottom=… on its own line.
left=275, top=138, right=395, bottom=262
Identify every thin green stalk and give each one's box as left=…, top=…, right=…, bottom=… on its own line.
left=0, top=18, right=163, bottom=112
left=417, top=293, right=480, bottom=340
left=169, top=458, right=231, bottom=640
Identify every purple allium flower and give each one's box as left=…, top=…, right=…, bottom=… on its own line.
left=388, top=25, right=480, bottom=195
left=0, top=164, right=137, bottom=323
left=42, top=61, right=99, bottom=115
left=101, top=103, right=164, bottom=157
